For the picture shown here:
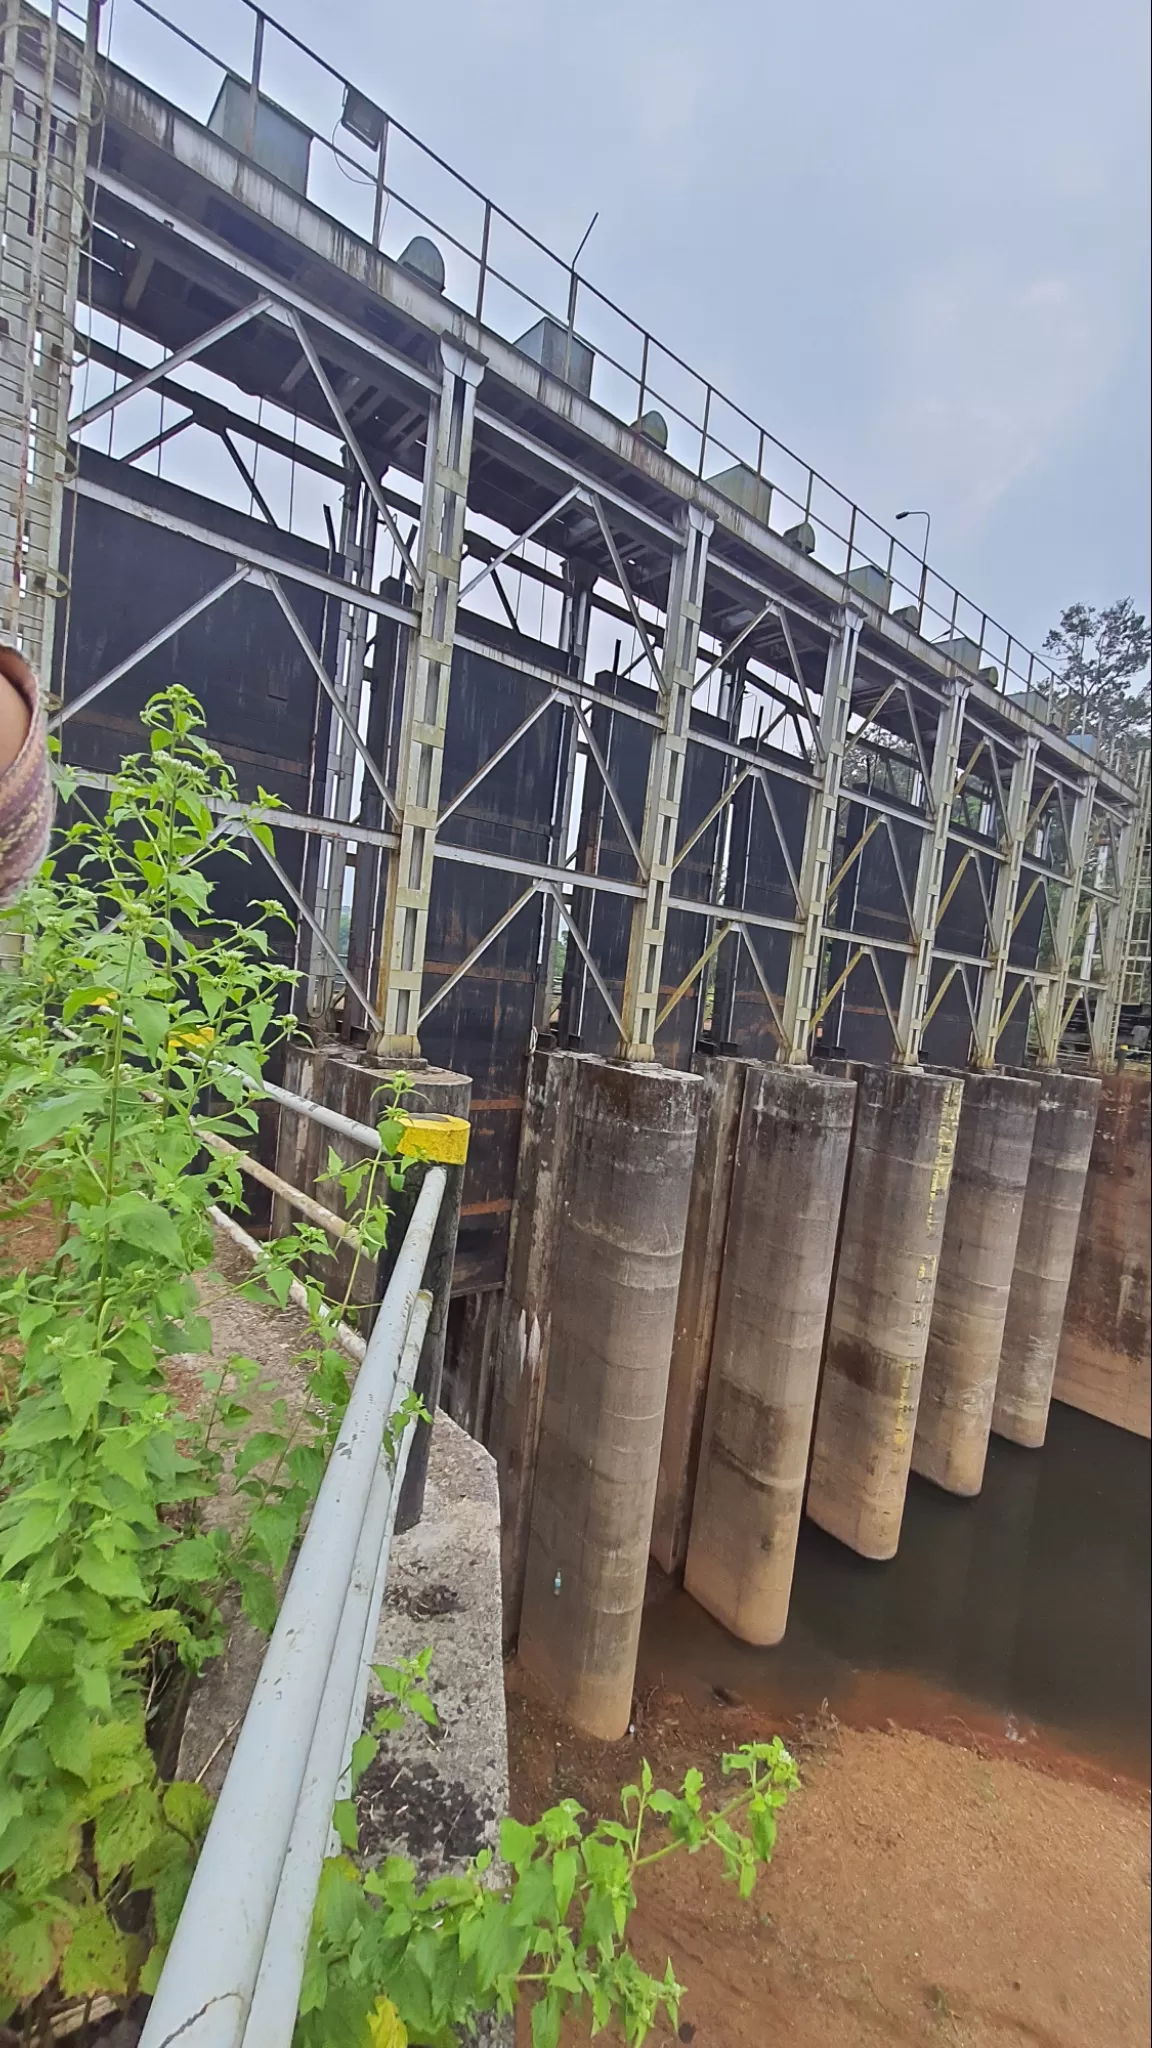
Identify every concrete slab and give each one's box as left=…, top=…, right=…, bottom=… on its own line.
left=355, top=1411, right=509, bottom=1882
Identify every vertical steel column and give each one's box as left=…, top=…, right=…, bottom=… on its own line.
left=1091, top=802, right=1140, bottom=1069
left=1032, top=779, right=1095, bottom=1068
left=618, top=506, right=712, bottom=1061
left=779, top=608, right=864, bottom=1064
left=307, top=471, right=376, bottom=1013
left=972, top=735, right=1038, bottom=1067
left=894, top=682, right=969, bottom=1065
left=373, top=339, right=485, bottom=1057
left=0, top=0, right=98, bottom=677
left=534, top=559, right=594, bottom=1035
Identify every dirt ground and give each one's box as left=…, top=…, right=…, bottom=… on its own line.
left=507, top=1676, right=1151, bottom=2048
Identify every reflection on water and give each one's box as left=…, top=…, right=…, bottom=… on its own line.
left=640, top=1402, right=1151, bottom=1782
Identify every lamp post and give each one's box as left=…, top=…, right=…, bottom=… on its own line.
left=896, top=509, right=931, bottom=614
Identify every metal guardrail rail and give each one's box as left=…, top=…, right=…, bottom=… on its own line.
left=138, top=1125, right=449, bottom=2047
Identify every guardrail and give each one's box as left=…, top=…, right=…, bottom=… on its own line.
left=138, top=1155, right=448, bottom=2048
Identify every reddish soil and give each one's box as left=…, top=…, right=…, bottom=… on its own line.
left=507, top=1675, right=1151, bottom=2048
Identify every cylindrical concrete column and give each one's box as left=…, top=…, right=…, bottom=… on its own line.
left=1053, top=1072, right=1150, bottom=1439
left=684, top=1064, right=856, bottom=1643
left=992, top=1071, right=1101, bottom=1449
left=806, top=1065, right=963, bottom=1560
left=651, top=1054, right=749, bottom=1579
left=490, top=1049, right=580, bottom=1646
left=912, top=1071, right=1040, bottom=1496
left=517, top=1057, right=700, bottom=1739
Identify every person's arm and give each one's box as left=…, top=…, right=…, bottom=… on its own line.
left=0, top=646, right=54, bottom=906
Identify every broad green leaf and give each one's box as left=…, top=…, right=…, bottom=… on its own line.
left=161, top=1535, right=221, bottom=1584
left=94, top=1782, right=162, bottom=1884
left=162, top=1780, right=213, bottom=1843
left=233, top=1430, right=289, bottom=1484
left=110, top=1197, right=184, bottom=1266
left=530, top=1992, right=562, bottom=2048
left=0, top=1683, right=53, bottom=1755
left=236, top=1564, right=279, bottom=1635
left=0, top=1502, right=61, bottom=1573
left=552, top=1846, right=579, bottom=1920
left=367, top=1997, right=408, bottom=2048
left=18, top=1086, right=97, bottom=1150
left=58, top=1899, right=129, bottom=1997
left=74, top=1549, right=147, bottom=1603
left=248, top=1501, right=298, bottom=1579
left=60, top=1346, right=112, bottom=1433
left=127, top=998, right=170, bottom=1059
left=0, top=1904, right=71, bottom=2000
left=331, top=1799, right=359, bottom=1852
left=43, top=1694, right=93, bottom=1779
left=499, top=1816, right=537, bottom=1873
left=0, top=1591, right=40, bottom=1672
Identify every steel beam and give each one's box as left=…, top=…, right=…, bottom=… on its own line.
left=893, top=682, right=969, bottom=1064
left=618, top=505, right=712, bottom=1060
left=1031, top=779, right=1095, bottom=1067
left=778, top=609, right=864, bottom=1063
left=372, top=337, right=485, bottom=1057
left=1089, top=795, right=1141, bottom=1069
left=972, top=736, right=1039, bottom=1066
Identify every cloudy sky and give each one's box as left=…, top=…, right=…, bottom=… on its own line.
left=118, top=0, right=1151, bottom=660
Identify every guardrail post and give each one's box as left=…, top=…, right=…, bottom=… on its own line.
left=779, top=608, right=863, bottom=1063
left=374, top=338, right=486, bottom=1057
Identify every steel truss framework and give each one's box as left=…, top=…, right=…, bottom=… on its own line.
left=9, top=0, right=1143, bottom=1080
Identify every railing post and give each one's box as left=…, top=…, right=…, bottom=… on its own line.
left=779, top=608, right=863, bottom=1063
left=972, top=735, right=1038, bottom=1067
left=373, top=337, right=485, bottom=1057
left=894, top=681, right=969, bottom=1064
left=617, top=505, right=712, bottom=1060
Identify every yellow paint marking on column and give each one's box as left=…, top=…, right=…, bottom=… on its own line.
left=395, top=1113, right=470, bottom=1164
left=892, top=1356, right=918, bottom=1450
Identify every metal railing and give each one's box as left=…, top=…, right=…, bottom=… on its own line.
left=139, top=1145, right=448, bottom=2048
left=63, top=0, right=1116, bottom=745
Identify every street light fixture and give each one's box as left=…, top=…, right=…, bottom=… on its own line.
left=896, top=509, right=931, bottom=611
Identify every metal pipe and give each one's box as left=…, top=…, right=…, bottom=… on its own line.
left=243, top=1290, right=432, bottom=2043
left=200, top=1131, right=366, bottom=1253
left=139, top=1167, right=446, bottom=2048
left=206, top=1204, right=366, bottom=1363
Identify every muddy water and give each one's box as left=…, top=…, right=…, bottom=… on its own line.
left=640, top=1402, right=1151, bottom=1783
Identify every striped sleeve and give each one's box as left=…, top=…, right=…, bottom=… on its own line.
left=0, top=648, right=55, bottom=908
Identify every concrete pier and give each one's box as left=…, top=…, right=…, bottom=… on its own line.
left=489, top=1049, right=579, bottom=1646
left=651, top=1054, right=749, bottom=1578
left=1054, top=1072, right=1151, bottom=1439
left=912, top=1071, right=1041, bottom=1496
left=992, top=1072, right=1100, bottom=1449
left=684, top=1064, right=856, bottom=1643
left=806, top=1065, right=963, bottom=1560
left=517, top=1056, right=700, bottom=1739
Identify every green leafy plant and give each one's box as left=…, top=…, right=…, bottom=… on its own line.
left=0, top=686, right=799, bottom=2044
left=0, top=690, right=411, bottom=2027
left=299, top=1655, right=800, bottom=2048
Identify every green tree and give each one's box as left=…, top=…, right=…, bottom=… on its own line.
left=1043, top=598, right=1150, bottom=774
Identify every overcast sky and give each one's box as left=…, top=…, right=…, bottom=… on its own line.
left=124, top=0, right=1152, bottom=662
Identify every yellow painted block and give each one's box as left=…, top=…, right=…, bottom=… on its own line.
left=395, top=1113, right=470, bottom=1165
